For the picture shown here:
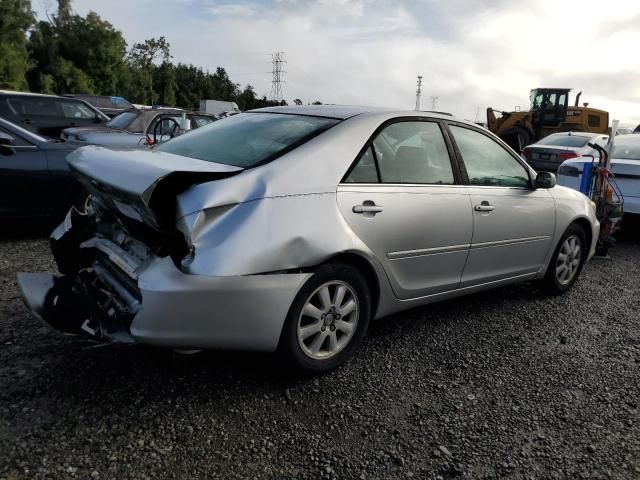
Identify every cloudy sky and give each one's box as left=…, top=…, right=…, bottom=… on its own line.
left=35, top=0, right=640, bottom=125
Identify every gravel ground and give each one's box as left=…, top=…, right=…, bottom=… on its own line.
left=0, top=229, right=639, bottom=479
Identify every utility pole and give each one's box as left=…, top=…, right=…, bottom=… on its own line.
left=270, top=52, right=286, bottom=104
left=430, top=96, right=439, bottom=111
left=415, top=76, right=423, bottom=111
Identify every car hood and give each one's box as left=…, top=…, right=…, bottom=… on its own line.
left=67, top=146, right=243, bottom=230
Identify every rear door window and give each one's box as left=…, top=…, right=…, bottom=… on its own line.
left=0, top=97, right=24, bottom=118
left=23, top=97, right=59, bottom=117
left=344, top=120, right=455, bottom=184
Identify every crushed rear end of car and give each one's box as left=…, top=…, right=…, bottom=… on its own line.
left=17, top=146, right=309, bottom=351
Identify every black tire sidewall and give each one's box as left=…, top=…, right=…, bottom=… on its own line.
left=73, top=189, right=91, bottom=213
left=279, top=263, right=371, bottom=375
left=543, top=224, right=587, bottom=294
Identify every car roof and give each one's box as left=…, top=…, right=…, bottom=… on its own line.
left=250, top=105, right=457, bottom=121
left=0, top=89, right=62, bottom=99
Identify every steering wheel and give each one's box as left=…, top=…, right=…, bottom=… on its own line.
left=152, top=117, right=181, bottom=145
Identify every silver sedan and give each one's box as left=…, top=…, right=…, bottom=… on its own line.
left=18, top=106, right=599, bottom=374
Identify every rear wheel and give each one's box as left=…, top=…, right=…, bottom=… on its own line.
left=278, top=263, right=371, bottom=375
left=539, top=224, right=586, bottom=295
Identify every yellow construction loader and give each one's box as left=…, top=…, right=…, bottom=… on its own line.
left=487, top=88, right=609, bottom=150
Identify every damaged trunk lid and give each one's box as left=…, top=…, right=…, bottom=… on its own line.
left=68, top=146, right=243, bottom=230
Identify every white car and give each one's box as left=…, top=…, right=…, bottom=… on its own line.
left=557, top=134, right=640, bottom=214
left=522, top=132, right=609, bottom=172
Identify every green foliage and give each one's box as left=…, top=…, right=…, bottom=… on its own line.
left=0, top=0, right=35, bottom=90
left=20, top=0, right=285, bottom=110
left=127, top=37, right=172, bottom=68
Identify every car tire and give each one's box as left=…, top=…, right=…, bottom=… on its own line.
left=73, top=189, right=92, bottom=214
left=278, top=262, right=371, bottom=375
left=539, top=224, right=587, bottom=295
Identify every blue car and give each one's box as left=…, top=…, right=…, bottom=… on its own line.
left=0, top=117, right=86, bottom=220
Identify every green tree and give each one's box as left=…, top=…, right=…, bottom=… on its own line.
left=155, top=62, right=176, bottom=106
left=21, top=0, right=279, bottom=111
left=127, top=36, right=172, bottom=104
left=293, top=98, right=302, bottom=106
left=28, top=1, right=128, bottom=95
left=0, top=0, right=35, bottom=90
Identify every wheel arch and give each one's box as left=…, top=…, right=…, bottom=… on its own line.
left=315, top=251, right=381, bottom=319
left=571, top=216, right=593, bottom=260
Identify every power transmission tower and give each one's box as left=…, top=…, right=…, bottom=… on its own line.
left=270, top=52, right=286, bottom=103
left=415, top=76, right=423, bottom=111
left=430, top=96, right=439, bottom=111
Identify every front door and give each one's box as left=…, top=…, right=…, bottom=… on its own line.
left=0, top=127, right=49, bottom=217
left=447, top=124, right=555, bottom=287
left=337, top=119, right=472, bottom=300
left=57, top=98, right=103, bottom=130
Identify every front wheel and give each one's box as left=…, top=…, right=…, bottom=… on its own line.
left=539, top=224, right=586, bottom=295
left=278, top=263, right=371, bottom=375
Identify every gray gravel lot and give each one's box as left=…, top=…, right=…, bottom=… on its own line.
left=0, top=230, right=639, bottom=479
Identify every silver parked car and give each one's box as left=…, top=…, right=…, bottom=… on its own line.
left=18, top=106, right=599, bottom=374
left=522, top=132, right=609, bottom=172
left=61, top=108, right=216, bottom=148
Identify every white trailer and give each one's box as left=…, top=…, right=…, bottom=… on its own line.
left=199, top=100, right=240, bottom=116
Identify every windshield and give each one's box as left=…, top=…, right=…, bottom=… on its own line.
left=107, top=111, right=138, bottom=129
left=613, top=137, right=640, bottom=160
left=537, top=134, right=591, bottom=148
left=156, top=112, right=340, bottom=167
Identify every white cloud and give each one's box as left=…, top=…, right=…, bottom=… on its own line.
left=33, top=0, right=640, bottom=125
left=208, top=3, right=259, bottom=17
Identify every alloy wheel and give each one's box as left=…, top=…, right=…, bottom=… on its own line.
left=297, top=281, right=359, bottom=360
left=555, top=234, right=582, bottom=285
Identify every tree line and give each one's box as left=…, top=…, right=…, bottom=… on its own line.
left=0, top=0, right=289, bottom=110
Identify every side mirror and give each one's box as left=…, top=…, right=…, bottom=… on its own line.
left=0, top=144, right=16, bottom=156
left=0, top=133, right=16, bottom=146
left=535, top=171, right=557, bottom=189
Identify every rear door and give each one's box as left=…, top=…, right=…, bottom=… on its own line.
left=447, top=123, right=555, bottom=287
left=337, top=119, right=473, bottom=299
left=18, top=96, right=64, bottom=138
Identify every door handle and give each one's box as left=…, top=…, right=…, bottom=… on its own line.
left=474, top=201, right=495, bottom=212
left=353, top=205, right=383, bottom=213
left=353, top=201, right=383, bottom=217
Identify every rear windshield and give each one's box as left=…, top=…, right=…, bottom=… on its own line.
left=107, top=111, right=138, bottom=129
left=155, top=112, right=340, bottom=168
left=537, top=135, right=590, bottom=148
left=613, top=137, right=640, bottom=160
